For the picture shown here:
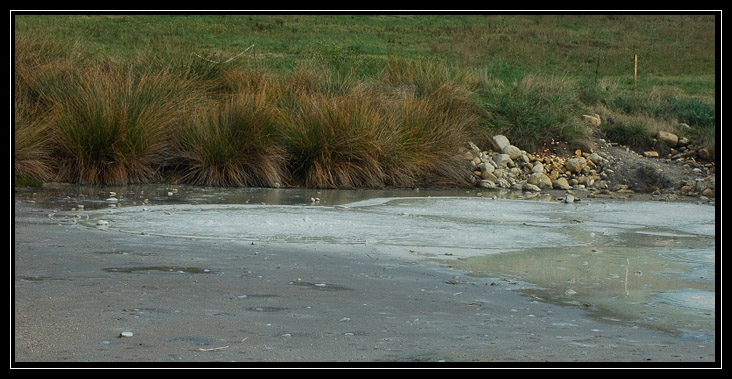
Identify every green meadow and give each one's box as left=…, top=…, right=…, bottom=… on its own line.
left=13, top=13, right=717, bottom=188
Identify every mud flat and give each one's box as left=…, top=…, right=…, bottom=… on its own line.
left=13, top=193, right=717, bottom=366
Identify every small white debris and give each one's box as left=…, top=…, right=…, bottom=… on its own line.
left=119, top=331, right=133, bottom=338
left=96, top=220, right=109, bottom=226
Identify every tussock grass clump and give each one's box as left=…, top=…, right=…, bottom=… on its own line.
left=175, top=91, right=288, bottom=187
left=47, top=66, right=196, bottom=185
left=382, top=84, right=479, bottom=186
left=14, top=99, right=55, bottom=182
left=282, top=91, right=388, bottom=189
left=281, top=76, right=479, bottom=188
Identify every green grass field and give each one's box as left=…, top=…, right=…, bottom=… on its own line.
left=13, top=13, right=717, bottom=187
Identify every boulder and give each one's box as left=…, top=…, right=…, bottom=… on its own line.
left=657, top=131, right=679, bottom=147
left=531, top=162, right=545, bottom=173
left=492, top=135, right=511, bottom=152
left=528, top=172, right=553, bottom=188
left=502, top=145, right=523, bottom=160
left=698, top=148, right=711, bottom=160
left=467, top=141, right=481, bottom=153
left=496, top=178, right=511, bottom=188
left=565, top=157, right=587, bottom=173
left=480, top=171, right=498, bottom=183
left=477, top=161, right=495, bottom=173
left=552, top=177, right=571, bottom=190
left=587, top=152, right=605, bottom=166
left=520, top=153, right=531, bottom=164
left=492, top=153, right=514, bottom=169
left=479, top=180, right=497, bottom=189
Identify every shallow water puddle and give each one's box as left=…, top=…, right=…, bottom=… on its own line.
left=72, top=188, right=715, bottom=342
left=288, top=280, right=352, bottom=291
left=103, top=266, right=216, bottom=274
left=436, top=239, right=715, bottom=341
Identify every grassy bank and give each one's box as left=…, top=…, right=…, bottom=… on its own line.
left=13, top=13, right=717, bottom=187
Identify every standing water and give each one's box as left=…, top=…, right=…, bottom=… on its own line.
left=18, top=184, right=717, bottom=343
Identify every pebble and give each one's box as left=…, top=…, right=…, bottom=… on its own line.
left=119, top=331, right=133, bottom=338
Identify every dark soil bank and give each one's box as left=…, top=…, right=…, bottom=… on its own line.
left=13, top=199, right=717, bottom=366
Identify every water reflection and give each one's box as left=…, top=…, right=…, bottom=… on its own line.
left=436, top=229, right=715, bottom=341
left=15, top=182, right=556, bottom=210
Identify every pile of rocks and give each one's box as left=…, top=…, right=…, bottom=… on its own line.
left=462, top=135, right=612, bottom=193
left=645, top=128, right=712, bottom=161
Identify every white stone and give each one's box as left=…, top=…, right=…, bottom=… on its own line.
left=492, top=153, right=514, bottom=168
left=492, top=135, right=511, bottom=152
left=478, top=162, right=495, bottom=173
left=502, top=145, right=523, bottom=160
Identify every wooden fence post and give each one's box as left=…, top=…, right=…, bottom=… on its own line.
left=634, top=54, right=638, bottom=93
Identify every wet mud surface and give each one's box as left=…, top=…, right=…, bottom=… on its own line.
left=13, top=197, right=717, bottom=366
